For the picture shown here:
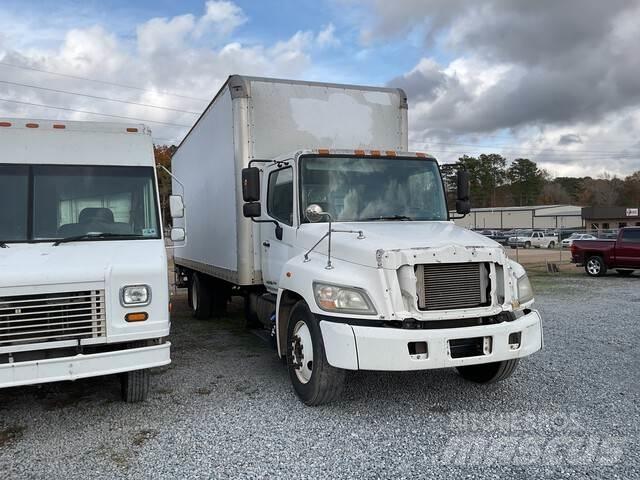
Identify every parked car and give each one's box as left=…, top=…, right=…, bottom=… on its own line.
left=509, top=230, right=558, bottom=249
left=561, top=233, right=597, bottom=248
left=571, top=227, right=640, bottom=276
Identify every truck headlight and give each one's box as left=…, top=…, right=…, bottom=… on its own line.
left=313, top=282, right=377, bottom=315
left=516, top=274, right=534, bottom=304
left=120, top=285, right=151, bottom=306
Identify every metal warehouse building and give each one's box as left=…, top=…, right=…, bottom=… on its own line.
left=452, top=205, right=584, bottom=230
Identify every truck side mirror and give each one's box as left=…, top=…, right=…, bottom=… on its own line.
left=242, top=167, right=261, bottom=202
left=169, top=195, right=185, bottom=218
left=456, top=170, right=471, bottom=215
left=170, top=227, right=186, bottom=242
left=243, top=202, right=262, bottom=218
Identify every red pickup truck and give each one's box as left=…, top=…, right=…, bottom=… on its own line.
left=571, top=227, right=640, bottom=276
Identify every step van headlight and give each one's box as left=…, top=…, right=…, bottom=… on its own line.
left=120, top=285, right=151, bottom=307
left=313, top=282, right=377, bottom=315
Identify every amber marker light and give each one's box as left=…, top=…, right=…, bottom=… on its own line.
left=125, top=312, right=148, bottom=322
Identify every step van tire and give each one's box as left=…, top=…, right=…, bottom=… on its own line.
left=121, top=368, right=150, bottom=402
left=456, top=359, right=519, bottom=384
left=286, top=301, right=345, bottom=406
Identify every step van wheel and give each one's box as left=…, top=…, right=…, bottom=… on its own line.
left=121, top=368, right=150, bottom=402
left=191, top=274, right=212, bottom=319
left=456, top=359, right=519, bottom=384
left=585, top=256, right=606, bottom=277
left=286, top=301, right=345, bottom=406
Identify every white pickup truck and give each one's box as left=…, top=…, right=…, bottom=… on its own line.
left=508, top=230, right=558, bottom=249
left=172, top=76, right=543, bottom=405
left=0, top=119, right=175, bottom=401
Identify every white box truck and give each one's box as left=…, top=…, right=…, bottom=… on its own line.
left=0, top=119, right=177, bottom=402
left=172, top=76, right=543, bottom=405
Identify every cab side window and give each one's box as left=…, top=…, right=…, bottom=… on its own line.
left=621, top=229, right=640, bottom=243
left=267, top=167, right=293, bottom=226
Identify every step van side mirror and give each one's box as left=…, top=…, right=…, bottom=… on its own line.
left=456, top=170, right=471, bottom=215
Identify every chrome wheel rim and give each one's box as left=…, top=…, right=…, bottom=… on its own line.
left=291, top=320, right=314, bottom=384
left=587, top=259, right=600, bottom=275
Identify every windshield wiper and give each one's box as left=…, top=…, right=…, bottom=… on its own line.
left=53, top=232, right=145, bottom=246
left=362, top=215, right=414, bottom=221
left=0, top=242, right=8, bottom=248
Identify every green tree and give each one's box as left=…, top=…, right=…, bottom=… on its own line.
left=507, top=158, right=545, bottom=205
left=457, top=154, right=507, bottom=207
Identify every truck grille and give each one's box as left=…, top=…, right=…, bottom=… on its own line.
left=0, top=290, right=106, bottom=347
left=416, top=263, right=490, bottom=311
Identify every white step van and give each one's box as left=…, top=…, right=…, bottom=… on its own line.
left=172, top=76, right=543, bottom=405
left=0, top=119, right=173, bottom=402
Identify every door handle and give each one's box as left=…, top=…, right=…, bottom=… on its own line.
left=263, top=241, right=271, bottom=248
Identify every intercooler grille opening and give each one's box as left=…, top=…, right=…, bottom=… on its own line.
left=416, top=263, right=491, bottom=311
left=0, top=290, right=106, bottom=347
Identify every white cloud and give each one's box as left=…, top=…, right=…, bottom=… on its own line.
left=317, top=23, right=340, bottom=48
left=196, top=0, right=247, bottom=37
left=0, top=2, right=325, bottom=144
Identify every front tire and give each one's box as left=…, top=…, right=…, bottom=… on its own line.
left=121, top=369, right=150, bottom=402
left=456, top=359, right=519, bottom=383
left=585, top=256, right=606, bottom=277
left=286, top=301, right=345, bottom=406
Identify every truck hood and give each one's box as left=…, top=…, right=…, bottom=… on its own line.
left=298, top=221, right=501, bottom=268
left=0, top=240, right=165, bottom=289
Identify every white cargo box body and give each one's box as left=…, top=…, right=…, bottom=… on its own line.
left=172, top=75, right=408, bottom=285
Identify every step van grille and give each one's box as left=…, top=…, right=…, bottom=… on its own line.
left=416, top=263, right=490, bottom=310
left=0, top=290, right=106, bottom=347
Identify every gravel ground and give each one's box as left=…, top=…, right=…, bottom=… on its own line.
left=1, top=273, right=638, bottom=479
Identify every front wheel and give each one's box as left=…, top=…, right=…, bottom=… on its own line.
left=585, top=256, right=606, bottom=277
left=286, top=301, right=345, bottom=406
left=121, top=369, right=150, bottom=402
left=456, top=359, right=519, bottom=383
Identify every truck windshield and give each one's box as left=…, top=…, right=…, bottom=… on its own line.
left=299, top=155, right=448, bottom=222
left=0, top=164, right=160, bottom=243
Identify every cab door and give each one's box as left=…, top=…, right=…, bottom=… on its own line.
left=260, top=164, right=296, bottom=293
left=615, top=229, right=640, bottom=268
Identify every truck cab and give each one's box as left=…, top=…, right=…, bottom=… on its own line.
left=0, top=119, right=171, bottom=401
left=242, top=148, right=542, bottom=405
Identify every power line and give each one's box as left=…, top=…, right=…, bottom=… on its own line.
left=414, top=140, right=640, bottom=156
left=0, top=97, right=192, bottom=128
left=0, top=80, right=200, bottom=115
left=0, top=61, right=209, bottom=102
